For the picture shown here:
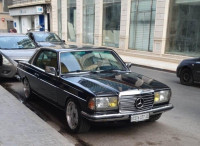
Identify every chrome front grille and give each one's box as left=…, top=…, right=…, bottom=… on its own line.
left=119, top=92, right=154, bottom=113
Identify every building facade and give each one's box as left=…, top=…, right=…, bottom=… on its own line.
left=50, top=0, right=200, bottom=58
left=9, top=0, right=51, bottom=33
left=0, top=0, right=13, bottom=33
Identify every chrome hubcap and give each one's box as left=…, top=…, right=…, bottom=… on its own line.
left=23, top=79, right=30, bottom=98
left=66, top=101, right=78, bottom=130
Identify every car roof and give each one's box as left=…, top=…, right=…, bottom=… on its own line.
left=39, top=47, right=114, bottom=52
left=0, top=33, right=27, bottom=37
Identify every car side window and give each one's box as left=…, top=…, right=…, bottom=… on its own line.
left=33, top=51, right=58, bottom=70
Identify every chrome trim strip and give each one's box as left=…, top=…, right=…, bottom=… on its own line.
left=81, top=104, right=173, bottom=122
left=17, top=67, right=35, bottom=78
left=119, top=89, right=154, bottom=97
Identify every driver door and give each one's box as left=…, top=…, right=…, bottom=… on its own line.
left=32, top=50, right=58, bottom=103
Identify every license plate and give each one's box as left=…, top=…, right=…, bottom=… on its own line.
left=131, top=113, right=149, bottom=122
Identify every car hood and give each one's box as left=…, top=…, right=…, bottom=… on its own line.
left=0, top=49, right=36, bottom=61
left=182, top=58, right=200, bottom=62
left=62, top=72, right=169, bottom=96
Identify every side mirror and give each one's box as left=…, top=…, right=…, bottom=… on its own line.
left=45, top=66, right=56, bottom=76
left=125, top=62, right=133, bottom=69
left=0, top=54, right=2, bottom=66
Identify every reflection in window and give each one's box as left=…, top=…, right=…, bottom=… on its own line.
left=167, top=0, right=200, bottom=56
left=83, top=0, right=95, bottom=44
left=60, top=50, right=126, bottom=73
left=129, top=0, right=156, bottom=52
left=67, top=0, right=76, bottom=42
left=0, top=36, right=36, bottom=49
left=103, top=0, right=121, bottom=48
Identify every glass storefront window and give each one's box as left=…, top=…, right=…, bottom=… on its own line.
left=83, top=0, right=95, bottom=44
left=67, top=0, right=76, bottom=42
left=167, top=0, right=200, bottom=56
left=103, top=0, right=121, bottom=48
left=129, top=0, right=156, bottom=52
left=57, top=0, right=62, bottom=38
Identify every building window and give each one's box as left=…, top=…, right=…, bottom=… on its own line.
left=57, top=0, right=62, bottom=38
left=167, top=0, right=200, bottom=56
left=129, top=0, right=156, bottom=52
left=67, top=0, right=76, bottom=42
left=83, top=0, right=95, bottom=44
left=103, top=0, right=121, bottom=48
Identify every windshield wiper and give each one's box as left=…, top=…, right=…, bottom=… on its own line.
left=68, top=70, right=90, bottom=73
left=90, top=69, right=126, bottom=74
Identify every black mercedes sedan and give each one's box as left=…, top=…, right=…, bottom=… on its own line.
left=177, top=58, right=200, bottom=85
left=17, top=47, right=173, bottom=133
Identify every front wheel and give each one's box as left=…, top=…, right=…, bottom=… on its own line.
left=65, top=99, right=90, bottom=133
left=180, top=68, right=193, bottom=85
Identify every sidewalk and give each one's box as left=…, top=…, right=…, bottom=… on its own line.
left=119, top=54, right=178, bottom=72
left=0, top=86, right=74, bottom=146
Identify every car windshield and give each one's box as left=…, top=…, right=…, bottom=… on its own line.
left=0, top=36, right=36, bottom=49
left=60, top=50, right=126, bottom=74
left=33, top=33, right=62, bottom=42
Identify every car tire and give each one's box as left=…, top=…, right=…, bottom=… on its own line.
left=147, top=114, right=162, bottom=122
left=23, top=78, right=32, bottom=101
left=180, top=68, right=193, bottom=85
left=65, top=99, right=90, bottom=133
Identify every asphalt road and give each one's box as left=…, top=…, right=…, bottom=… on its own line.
left=1, top=66, right=200, bottom=146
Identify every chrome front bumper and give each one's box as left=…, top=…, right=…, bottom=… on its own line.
left=81, top=104, right=173, bottom=122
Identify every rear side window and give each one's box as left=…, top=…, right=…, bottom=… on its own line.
left=33, top=50, right=57, bottom=70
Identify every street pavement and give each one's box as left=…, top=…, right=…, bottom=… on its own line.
left=1, top=66, right=200, bottom=146
left=0, top=85, right=75, bottom=146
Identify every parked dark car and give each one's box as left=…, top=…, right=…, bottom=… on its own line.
left=26, top=31, right=76, bottom=48
left=177, top=58, right=200, bottom=85
left=0, top=33, right=37, bottom=78
left=17, top=47, right=173, bottom=133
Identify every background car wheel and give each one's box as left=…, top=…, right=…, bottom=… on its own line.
left=65, top=99, right=90, bottom=133
left=147, top=114, right=162, bottom=122
left=23, top=78, right=32, bottom=100
left=180, top=68, right=193, bottom=85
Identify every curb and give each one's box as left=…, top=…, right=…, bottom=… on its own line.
left=132, top=63, right=176, bottom=74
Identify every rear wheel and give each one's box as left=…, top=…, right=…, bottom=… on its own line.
left=180, top=68, right=193, bottom=85
left=147, top=114, right=162, bottom=122
left=65, top=99, right=90, bottom=133
left=23, top=78, right=32, bottom=100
